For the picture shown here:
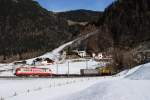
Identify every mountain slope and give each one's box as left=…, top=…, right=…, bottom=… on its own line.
left=57, top=9, right=101, bottom=23
left=0, top=0, right=73, bottom=62
left=57, top=9, right=102, bottom=41
left=76, top=0, right=150, bottom=71
left=98, top=0, right=150, bottom=48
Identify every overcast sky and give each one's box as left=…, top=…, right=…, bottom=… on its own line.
left=36, top=0, right=114, bottom=12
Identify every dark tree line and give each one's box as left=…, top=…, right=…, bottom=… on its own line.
left=0, top=0, right=74, bottom=62
left=97, top=0, right=150, bottom=71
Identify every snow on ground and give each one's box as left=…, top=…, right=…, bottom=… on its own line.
left=0, top=77, right=112, bottom=100
left=1, top=62, right=150, bottom=100
left=1, top=31, right=150, bottom=100
left=55, top=63, right=150, bottom=100
left=0, top=70, right=14, bottom=76
left=0, top=64, right=13, bottom=71
left=125, top=63, right=150, bottom=80
left=115, top=69, right=128, bottom=76
left=59, top=79, right=150, bottom=100
left=0, top=64, right=15, bottom=76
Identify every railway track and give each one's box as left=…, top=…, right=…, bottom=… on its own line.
left=0, top=74, right=101, bottom=79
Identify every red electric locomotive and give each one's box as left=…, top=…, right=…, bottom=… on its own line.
left=15, top=67, right=53, bottom=77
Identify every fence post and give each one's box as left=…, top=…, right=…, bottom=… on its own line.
left=13, top=92, right=17, bottom=96
left=49, top=84, right=51, bottom=88
left=0, top=97, right=4, bottom=100
left=85, top=58, right=88, bottom=69
left=56, top=63, right=58, bottom=74
left=27, top=89, right=30, bottom=93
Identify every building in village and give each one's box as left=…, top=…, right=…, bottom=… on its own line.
left=92, top=52, right=112, bottom=62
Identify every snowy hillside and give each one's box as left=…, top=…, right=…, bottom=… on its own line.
left=125, top=63, right=150, bottom=80
left=59, top=80, right=150, bottom=100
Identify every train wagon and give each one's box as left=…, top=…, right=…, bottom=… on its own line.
left=80, top=69, right=99, bottom=76
left=96, top=66, right=115, bottom=76
left=15, top=67, right=53, bottom=77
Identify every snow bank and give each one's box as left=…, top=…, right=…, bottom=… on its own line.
left=59, top=80, right=150, bottom=100
left=115, top=70, right=129, bottom=77
left=125, top=63, right=150, bottom=80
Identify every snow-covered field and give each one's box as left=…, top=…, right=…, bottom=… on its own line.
left=61, top=79, right=150, bottom=100
left=0, top=77, right=111, bottom=100
left=0, top=63, right=150, bottom=100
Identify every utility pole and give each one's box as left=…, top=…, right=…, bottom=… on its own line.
left=67, top=60, right=70, bottom=77
left=56, top=63, right=58, bottom=74
left=86, top=57, right=88, bottom=69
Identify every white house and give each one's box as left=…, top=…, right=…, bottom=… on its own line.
left=93, top=53, right=103, bottom=60
left=72, top=50, right=88, bottom=58
left=78, top=51, right=86, bottom=57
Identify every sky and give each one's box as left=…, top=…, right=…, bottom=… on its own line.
left=36, top=0, right=114, bottom=12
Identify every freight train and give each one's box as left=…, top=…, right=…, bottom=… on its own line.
left=80, top=69, right=99, bottom=76
left=81, top=66, right=114, bottom=76
left=14, top=67, right=53, bottom=77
